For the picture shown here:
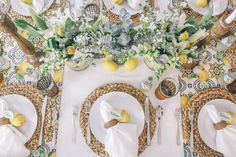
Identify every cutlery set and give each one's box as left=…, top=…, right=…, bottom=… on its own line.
left=175, top=108, right=181, bottom=146
left=144, top=98, right=182, bottom=146
left=85, top=100, right=92, bottom=144
left=72, top=105, right=79, bottom=143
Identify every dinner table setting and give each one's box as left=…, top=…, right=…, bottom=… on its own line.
left=0, top=0, right=236, bottom=157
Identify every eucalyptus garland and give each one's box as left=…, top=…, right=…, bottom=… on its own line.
left=16, top=2, right=214, bottom=78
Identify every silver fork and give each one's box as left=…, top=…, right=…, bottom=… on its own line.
left=175, top=108, right=181, bottom=146
left=156, top=105, right=164, bottom=145
left=85, top=100, right=92, bottom=144
left=72, top=105, right=79, bottom=143
left=189, top=107, right=194, bottom=148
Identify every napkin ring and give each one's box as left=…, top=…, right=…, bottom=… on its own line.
left=104, top=119, right=118, bottom=129
left=0, top=117, right=10, bottom=126
left=213, top=121, right=228, bottom=130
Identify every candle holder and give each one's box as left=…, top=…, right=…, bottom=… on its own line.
left=37, top=76, right=59, bottom=97
left=205, top=14, right=234, bottom=44
left=0, top=11, right=43, bottom=67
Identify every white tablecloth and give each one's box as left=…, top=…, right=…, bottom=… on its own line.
left=57, top=58, right=184, bottom=157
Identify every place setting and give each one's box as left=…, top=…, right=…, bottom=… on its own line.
left=182, top=87, right=236, bottom=157
left=79, top=83, right=156, bottom=156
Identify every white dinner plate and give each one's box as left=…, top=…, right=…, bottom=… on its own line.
left=187, top=0, right=228, bottom=16
left=89, top=91, right=145, bottom=144
left=198, top=99, right=236, bottom=151
left=103, top=0, right=144, bottom=16
left=1, top=94, right=38, bottom=143
left=10, top=0, right=54, bottom=16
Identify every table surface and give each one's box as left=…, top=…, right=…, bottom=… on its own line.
left=1, top=0, right=234, bottom=156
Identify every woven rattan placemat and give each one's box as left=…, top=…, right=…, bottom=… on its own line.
left=182, top=88, right=236, bottom=157
left=79, top=83, right=156, bottom=157
left=0, top=84, right=53, bottom=152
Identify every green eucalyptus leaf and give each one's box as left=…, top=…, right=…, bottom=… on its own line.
left=65, top=18, right=75, bottom=31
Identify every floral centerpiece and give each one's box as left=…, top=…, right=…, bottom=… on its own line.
left=15, top=2, right=213, bottom=78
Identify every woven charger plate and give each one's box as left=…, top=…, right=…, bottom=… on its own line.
left=80, top=83, right=156, bottom=157
left=182, top=88, right=236, bottom=157
left=0, top=84, right=53, bottom=152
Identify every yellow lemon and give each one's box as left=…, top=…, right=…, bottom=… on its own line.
left=179, top=54, right=188, bottom=64
left=103, top=60, right=119, bottom=72
left=53, top=70, right=64, bottom=83
left=124, top=58, right=139, bottom=71
left=67, top=46, right=76, bottom=55
left=10, top=113, right=25, bottom=127
left=115, top=109, right=130, bottom=123
left=21, top=0, right=32, bottom=5
left=196, top=0, right=208, bottom=8
left=225, top=112, right=236, bottom=125
left=16, top=62, right=33, bottom=74
left=179, top=31, right=189, bottom=41
left=198, top=69, right=210, bottom=82
left=114, top=0, right=123, bottom=5
left=180, top=95, right=189, bottom=109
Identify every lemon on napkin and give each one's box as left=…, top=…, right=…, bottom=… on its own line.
left=114, top=109, right=131, bottom=123
left=22, top=0, right=32, bottom=5
left=196, top=0, right=208, bottom=8
left=10, top=112, right=25, bottom=127
left=124, top=58, right=139, bottom=71
left=114, top=0, right=124, bottom=5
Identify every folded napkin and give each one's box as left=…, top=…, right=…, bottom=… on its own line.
left=0, top=99, right=30, bottom=157
left=127, top=0, right=146, bottom=10
left=32, top=0, right=45, bottom=13
left=100, top=101, right=138, bottom=157
left=206, top=105, right=236, bottom=157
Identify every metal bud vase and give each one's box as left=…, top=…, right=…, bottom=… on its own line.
left=37, top=76, right=59, bottom=97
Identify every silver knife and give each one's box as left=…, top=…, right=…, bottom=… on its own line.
left=144, top=97, right=151, bottom=146
left=38, top=96, right=48, bottom=146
